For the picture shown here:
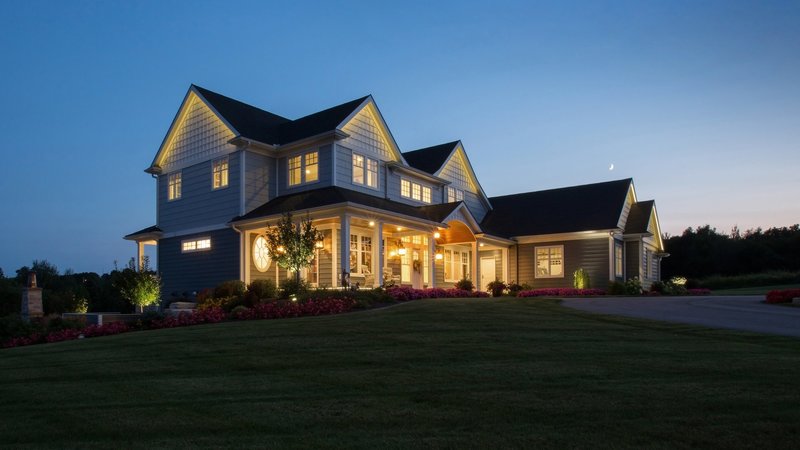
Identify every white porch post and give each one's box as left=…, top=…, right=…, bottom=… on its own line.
left=472, top=240, right=481, bottom=291
left=137, top=241, right=145, bottom=271
left=243, top=231, right=251, bottom=285
left=374, top=221, right=383, bottom=287
left=502, top=247, right=509, bottom=283
left=340, top=213, right=350, bottom=287
left=429, top=235, right=436, bottom=288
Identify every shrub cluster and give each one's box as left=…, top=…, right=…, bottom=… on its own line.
left=386, top=286, right=489, bottom=302
left=233, top=298, right=355, bottom=320
left=765, top=289, right=800, bottom=304
left=516, top=288, right=606, bottom=297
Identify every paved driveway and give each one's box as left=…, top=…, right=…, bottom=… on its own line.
left=562, top=296, right=800, bottom=338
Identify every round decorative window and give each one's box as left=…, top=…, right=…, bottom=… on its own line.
left=253, top=236, right=271, bottom=272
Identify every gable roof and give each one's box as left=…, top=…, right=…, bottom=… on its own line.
left=232, top=187, right=463, bottom=225
left=194, top=85, right=368, bottom=146
left=402, top=141, right=459, bottom=174
left=480, top=178, right=633, bottom=237
left=624, top=200, right=655, bottom=234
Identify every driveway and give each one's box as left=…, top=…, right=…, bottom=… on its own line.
left=561, top=296, right=800, bottom=338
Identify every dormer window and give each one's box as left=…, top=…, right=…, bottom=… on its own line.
left=212, top=157, right=229, bottom=189
left=447, top=186, right=464, bottom=203
left=400, top=178, right=432, bottom=204
left=288, top=151, right=318, bottom=186
left=352, top=153, right=378, bottom=188
left=168, top=172, right=182, bottom=200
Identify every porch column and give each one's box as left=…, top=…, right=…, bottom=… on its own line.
left=429, top=235, right=436, bottom=288
left=243, top=231, right=251, bottom=285
left=472, top=240, right=481, bottom=291
left=340, top=213, right=350, bottom=287
left=374, top=221, right=383, bottom=287
left=137, top=241, right=145, bottom=271
left=502, top=247, right=509, bottom=283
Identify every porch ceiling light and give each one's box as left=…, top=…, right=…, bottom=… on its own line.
left=479, top=243, right=485, bottom=247
left=433, top=232, right=441, bottom=239
left=369, top=221, right=375, bottom=227
left=435, top=252, right=443, bottom=260
left=389, top=250, right=397, bottom=257
left=396, top=226, right=403, bottom=231
left=397, top=248, right=407, bottom=256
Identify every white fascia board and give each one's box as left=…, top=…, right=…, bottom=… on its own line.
left=387, top=162, right=450, bottom=185
left=440, top=203, right=482, bottom=233
left=650, top=202, right=664, bottom=250
left=514, top=230, right=615, bottom=244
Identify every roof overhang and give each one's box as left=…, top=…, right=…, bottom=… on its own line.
left=123, top=230, right=163, bottom=242
left=513, top=230, right=616, bottom=244
left=433, top=142, right=493, bottom=211
left=387, top=162, right=451, bottom=185
left=337, top=97, right=408, bottom=165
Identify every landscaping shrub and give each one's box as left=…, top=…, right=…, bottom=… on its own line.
left=233, top=298, right=356, bottom=320
left=280, top=278, right=308, bottom=299
left=386, top=286, right=489, bottom=301
left=687, top=288, right=711, bottom=296
left=486, top=280, right=507, bottom=297
left=506, top=281, right=529, bottom=297
left=247, top=279, right=278, bottom=301
left=573, top=268, right=591, bottom=289
left=765, top=289, right=800, bottom=304
left=197, top=296, right=243, bottom=313
left=624, top=277, right=643, bottom=295
left=649, top=280, right=665, bottom=293
left=516, top=288, right=606, bottom=297
left=608, top=281, right=625, bottom=295
left=214, top=280, right=246, bottom=299
left=455, top=278, right=474, bottom=292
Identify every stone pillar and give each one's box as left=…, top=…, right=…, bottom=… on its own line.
left=21, top=272, right=43, bottom=322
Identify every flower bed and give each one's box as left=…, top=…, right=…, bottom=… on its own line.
left=516, top=288, right=606, bottom=297
left=765, top=289, right=800, bottom=304
left=386, top=287, right=489, bottom=302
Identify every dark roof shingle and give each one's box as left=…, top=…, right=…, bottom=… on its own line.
left=194, top=85, right=368, bottom=146
left=624, top=200, right=654, bottom=234
left=233, top=187, right=462, bottom=224
left=480, top=179, right=632, bottom=237
left=401, top=141, right=459, bottom=174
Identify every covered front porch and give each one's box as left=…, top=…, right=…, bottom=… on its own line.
left=235, top=204, right=512, bottom=292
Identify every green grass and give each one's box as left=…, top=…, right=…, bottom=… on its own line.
left=711, top=284, right=800, bottom=295
left=2, top=298, right=799, bottom=449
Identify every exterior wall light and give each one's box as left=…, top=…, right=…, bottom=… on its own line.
left=435, top=253, right=443, bottom=260
left=433, top=232, right=441, bottom=239
left=397, top=248, right=407, bottom=256
left=315, top=240, right=324, bottom=249
left=369, top=221, right=375, bottom=227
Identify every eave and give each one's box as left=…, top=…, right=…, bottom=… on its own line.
left=387, top=162, right=450, bottom=185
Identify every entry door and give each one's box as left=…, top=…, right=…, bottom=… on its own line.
left=480, top=257, right=496, bottom=292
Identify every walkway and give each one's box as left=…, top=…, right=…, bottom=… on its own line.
left=562, top=295, right=800, bottom=338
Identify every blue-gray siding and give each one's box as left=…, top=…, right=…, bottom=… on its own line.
left=158, top=152, right=241, bottom=232
left=158, top=228, right=240, bottom=299
left=277, top=144, right=334, bottom=197
left=517, top=238, right=610, bottom=289
left=243, top=150, right=274, bottom=214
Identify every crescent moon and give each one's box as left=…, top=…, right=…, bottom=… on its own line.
left=609, top=163, right=614, bottom=171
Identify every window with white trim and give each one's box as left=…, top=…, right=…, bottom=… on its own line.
left=349, top=233, right=372, bottom=275
left=400, top=178, right=432, bottom=204
left=212, top=157, right=229, bottom=189
left=288, top=151, right=318, bottom=186
left=182, top=237, right=211, bottom=253
left=444, top=248, right=471, bottom=282
left=168, top=172, right=182, bottom=200
left=447, top=186, right=464, bottom=203
left=615, top=242, right=624, bottom=278
left=535, top=245, right=563, bottom=278
left=352, top=153, right=378, bottom=188
left=643, top=250, right=649, bottom=279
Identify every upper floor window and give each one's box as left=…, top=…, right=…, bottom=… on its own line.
left=447, top=186, right=464, bottom=203
left=352, top=153, right=378, bottom=188
left=400, top=178, right=432, bottom=204
left=615, top=242, right=624, bottom=278
left=212, top=157, right=229, bottom=189
left=288, top=151, right=318, bottom=186
left=168, top=172, right=182, bottom=201
left=535, top=245, right=563, bottom=278
left=182, top=237, right=211, bottom=253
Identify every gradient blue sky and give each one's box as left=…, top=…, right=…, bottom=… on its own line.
left=1, top=0, right=798, bottom=274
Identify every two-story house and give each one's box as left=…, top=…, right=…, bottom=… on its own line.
left=125, top=85, right=666, bottom=298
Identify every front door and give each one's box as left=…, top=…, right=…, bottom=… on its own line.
left=480, top=257, right=496, bottom=292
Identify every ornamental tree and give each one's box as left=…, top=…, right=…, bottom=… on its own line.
left=117, top=257, right=162, bottom=313
left=264, top=213, right=323, bottom=284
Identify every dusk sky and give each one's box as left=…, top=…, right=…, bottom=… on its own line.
left=1, top=0, right=798, bottom=275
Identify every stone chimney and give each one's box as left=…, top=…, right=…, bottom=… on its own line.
left=21, top=271, right=43, bottom=322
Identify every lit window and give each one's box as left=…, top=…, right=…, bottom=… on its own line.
left=615, top=242, right=624, bottom=278
left=461, top=252, right=470, bottom=280
left=412, top=183, right=421, bottom=201
left=422, top=186, right=431, bottom=204
left=643, top=250, right=649, bottom=279
left=443, top=248, right=471, bottom=282
left=352, top=154, right=364, bottom=185
left=168, top=172, right=182, bottom=200
left=366, top=158, right=378, bottom=188
left=349, top=233, right=372, bottom=274
left=444, top=249, right=453, bottom=281
left=289, top=155, right=302, bottom=186
left=401, top=179, right=411, bottom=198
left=305, top=152, right=318, bottom=182
left=182, top=237, right=211, bottom=253
left=212, top=157, right=229, bottom=189
left=535, top=246, right=563, bottom=278
left=253, top=236, right=271, bottom=272
left=447, top=186, right=464, bottom=203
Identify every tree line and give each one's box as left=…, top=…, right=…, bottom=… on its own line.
left=662, top=224, right=800, bottom=280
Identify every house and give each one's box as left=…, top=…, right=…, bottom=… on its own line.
left=124, top=85, right=666, bottom=299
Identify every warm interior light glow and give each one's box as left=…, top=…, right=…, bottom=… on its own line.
left=277, top=246, right=286, bottom=253
left=389, top=250, right=397, bottom=257
left=315, top=240, right=324, bottom=249
left=479, top=243, right=485, bottom=247
left=369, top=221, right=375, bottom=227
left=397, top=248, right=407, bottom=256
left=435, top=253, right=443, bottom=260
left=433, top=232, right=441, bottom=239
left=396, top=226, right=403, bottom=231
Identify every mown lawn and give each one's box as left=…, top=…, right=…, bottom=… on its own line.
left=1, top=298, right=799, bottom=449
left=711, top=284, right=800, bottom=295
